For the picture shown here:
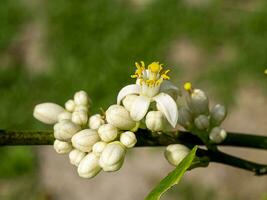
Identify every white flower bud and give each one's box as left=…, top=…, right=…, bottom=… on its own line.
left=187, top=89, right=209, bottom=115
left=145, top=111, right=167, bottom=132
left=77, top=153, right=101, bottom=178
left=106, top=105, right=137, bottom=130
left=120, top=131, right=137, bottom=148
left=99, top=141, right=126, bottom=172
left=194, top=115, right=210, bottom=130
left=72, top=110, right=88, bottom=125
left=58, top=111, right=72, bottom=121
left=209, top=127, right=227, bottom=143
left=69, top=149, right=86, bottom=166
left=92, top=141, right=107, bottom=156
left=53, top=139, right=72, bottom=154
left=74, top=105, right=88, bottom=112
left=71, top=129, right=100, bottom=152
left=74, top=90, right=90, bottom=106
left=65, top=100, right=76, bottom=112
left=164, top=144, right=190, bottom=166
left=98, top=124, right=118, bottom=142
left=177, top=107, right=193, bottom=128
left=54, top=120, right=80, bottom=141
left=122, top=94, right=138, bottom=112
left=89, top=114, right=105, bottom=130
left=33, top=102, right=65, bottom=124
left=210, top=104, right=227, bottom=125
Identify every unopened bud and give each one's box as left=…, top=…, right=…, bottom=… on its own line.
left=187, top=89, right=209, bottom=115
left=194, top=115, right=210, bottom=130
left=69, top=149, right=86, bottom=166
left=58, top=111, right=72, bottom=121
left=74, top=90, right=90, bottom=106
left=106, top=105, right=136, bottom=130
left=71, top=129, right=100, bottom=152
left=99, top=141, right=126, bottom=172
left=77, top=153, right=101, bottom=178
left=122, top=95, right=138, bottom=112
left=210, top=104, right=227, bottom=125
left=164, top=144, right=190, bottom=166
left=209, top=127, right=227, bottom=143
left=145, top=111, right=168, bottom=132
left=92, top=141, right=107, bottom=156
left=89, top=114, right=105, bottom=130
left=72, top=110, right=88, bottom=125
left=98, top=124, right=118, bottom=142
left=65, top=100, right=76, bottom=112
left=120, top=131, right=137, bottom=148
left=53, top=140, right=72, bottom=154
left=54, top=120, right=80, bottom=141
left=33, top=102, right=64, bottom=124
left=177, top=107, right=193, bottom=129
left=74, top=105, right=88, bottom=112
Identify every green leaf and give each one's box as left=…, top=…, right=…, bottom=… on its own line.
left=145, top=146, right=198, bottom=200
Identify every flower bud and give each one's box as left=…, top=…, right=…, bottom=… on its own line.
left=194, top=115, right=210, bottom=130
left=54, top=120, right=81, bottom=141
left=98, top=124, right=118, bottom=142
left=74, top=105, right=88, bottom=112
left=89, top=114, right=105, bottom=130
left=120, top=131, right=137, bottom=148
left=187, top=89, right=209, bottom=115
left=177, top=107, right=193, bottom=129
left=77, top=153, right=101, bottom=178
left=210, top=104, right=227, bottom=125
left=209, top=127, right=227, bottom=143
left=122, top=94, right=138, bottom=112
left=106, top=105, right=137, bottom=130
left=69, top=149, right=86, bottom=166
left=33, top=102, right=65, bottom=124
left=99, top=141, right=126, bottom=172
left=71, top=129, right=100, bottom=152
left=53, top=139, right=72, bottom=154
left=57, top=111, right=72, bottom=121
left=164, top=144, right=190, bottom=166
left=92, top=141, right=107, bottom=156
left=74, top=90, right=90, bottom=106
left=145, top=111, right=167, bottom=132
left=72, top=110, right=88, bottom=125
left=65, top=100, right=76, bottom=112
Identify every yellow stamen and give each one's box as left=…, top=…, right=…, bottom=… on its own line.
left=184, top=82, right=192, bottom=92
left=264, top=69, right=267, bottom=75
left=148, top=62, right=162, bottom=73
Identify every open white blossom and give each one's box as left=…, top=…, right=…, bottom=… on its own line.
left=117, top=62, right=179, bottom=127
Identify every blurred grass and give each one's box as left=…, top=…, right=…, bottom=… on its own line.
left=1, top=0, right=267, bottom=199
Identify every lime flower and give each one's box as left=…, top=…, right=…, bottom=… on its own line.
left=117, top=61, right=179, bottom=127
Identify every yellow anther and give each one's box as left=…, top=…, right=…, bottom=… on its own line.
left=264, top=69, right=267, bottom=75
left=148, top=62, right=162, bottom=73
left=184, top=82, right=192, bottom=92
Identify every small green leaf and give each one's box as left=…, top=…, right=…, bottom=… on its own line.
left=145, top=146, right=198, bottom=200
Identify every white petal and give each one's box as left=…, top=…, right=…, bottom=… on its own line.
left=130, top=95, right=150, bottom=121
left=153, top=93, right=178, bottom=128
left=117, top=84, right=140, bottom=105
left=160, top=81, right=181, bottom=99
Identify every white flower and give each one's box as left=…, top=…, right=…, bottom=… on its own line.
left=120, top=131, right=137, bottom=148
left=71, top=129, right=100, bottom=152
left=194, top=115, right=210, bottom=130
left=92, top=141, right=107, bottom=156
left=99, top=141, right=126, bottom=172
left=89, top=114, right=105, bottom=130
left=53, top=140, right=72, bottom=154
left=33, top=102, right=65, bottom=124
left=164, top=144, right=190, bottom=166
left=209, top=127, right=227, bottom=143
left=145, top=111, right=168, bottom=132
left=106, top=105, right=137, bottom=130
left=210, top=104, right=227, bottom=125
left=78, top=153, right=101, bottom=178
left=122, top=94, right=138, bottom=112
left=98, top=124, right=118, bottom=142
left=69, top=149, right=86, bottom=166
left=58, top=111, right=72, bottom=121
left=65, top=100, right=76, bottom=112
left=71, top=110, right=88, bottom=125
left=117, top=62, right=178, bottom=127
left=177, top=106, right=193, bottom=129
left=54, top=120, right=81, bottom=141
left=74, top=90, right=90, bottom=106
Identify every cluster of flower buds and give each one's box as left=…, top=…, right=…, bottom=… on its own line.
left=34, top=90, right=138, bottom=178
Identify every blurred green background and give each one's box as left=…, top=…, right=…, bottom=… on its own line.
left=1, top=0, right=267, bottom=199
